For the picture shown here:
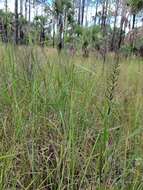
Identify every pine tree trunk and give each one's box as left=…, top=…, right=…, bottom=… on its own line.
left=85, top=1, right=89, bottom=26
left=81, top=0, right=85, bottom=26
left=25, top=0, right=28, bottom=20
left=131, top=13, right=136, bottom=52
left=132, top=13, right=136, bottom=29
left=29, top=0, right=31, bottom=22
left=94, top=0, right=99, bottom=25
left=118, top=2, right=127, bottom=50
left=15, top=0, right=19, bottom=44
left=78, top=0, right=81, bottom=25
left=111, top=0, right=119, bottom=51
left=20, top=0, right=23, bottom=43
left=101, top=0, right=108, bottom=31
left=52, top=16, right=55, bottom=48
left=5, top=0, right=8, bottom=42
left=20, top=0, right=23, bottom=15
left=118, top=15, right=125, bottom=49
left=58, top=14, right=64, bottom=52
left=101, top=0, right=106, bottom=28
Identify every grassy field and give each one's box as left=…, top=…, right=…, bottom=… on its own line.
left=0, top=44, right=143, bottom=190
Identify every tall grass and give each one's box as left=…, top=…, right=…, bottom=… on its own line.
left=0, top=44, right=143, bottom=189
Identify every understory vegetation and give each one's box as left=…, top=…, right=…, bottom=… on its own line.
left=0, top=45, right=143, bottom=189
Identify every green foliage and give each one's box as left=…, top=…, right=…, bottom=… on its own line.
left=74, top=25, right=83, bottom=36
left=54, top=0, right=72, bottom=15
left=19, top=16, right=27, bottom=25
left=120, top=44, right=134, bottom=56
left=121, top=37, right=143, bottom=57
left=34, top=15, right=47, bottom=29
left=0, top=10, right=14, bottom=25
left=74, top=25, right=113, bottom=51
left=90, top=26, right=104, bottom=49
left=128, top=0, right=143, bottom=13
left=135, top=37, right=143, bottom=50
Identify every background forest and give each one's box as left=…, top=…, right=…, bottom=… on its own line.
left=0, top=0, right=143, bottom=54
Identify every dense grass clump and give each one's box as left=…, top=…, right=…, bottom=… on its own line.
left=0, top=45, right=143, bottom=190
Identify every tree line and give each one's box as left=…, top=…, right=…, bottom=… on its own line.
left=0, top=0, right=143, bottom=54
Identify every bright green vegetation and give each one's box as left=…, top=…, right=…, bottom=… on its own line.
left=0, top=45, right=143, bottom=190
